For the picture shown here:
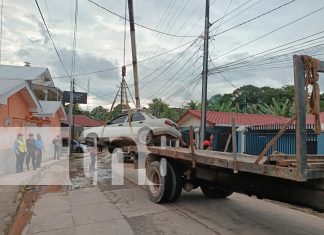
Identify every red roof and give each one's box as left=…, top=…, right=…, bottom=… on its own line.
left=178, top=110, right=290, bottom=126
left=68, top=115, right=106, bottom=127
left=306, top=113, right=324, bottom=125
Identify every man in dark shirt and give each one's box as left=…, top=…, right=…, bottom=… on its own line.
left=26, top=133, right=37, bottom=170
left=52, top=135, right=61, bottom=160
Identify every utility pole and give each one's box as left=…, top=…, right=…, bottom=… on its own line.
left=68, top=77, right=74, bottom=152
left=200, top=0, right=210, bottom=149
left=128, top=0, right=140, bottom=109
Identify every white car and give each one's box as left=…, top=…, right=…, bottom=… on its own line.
left=71, top=140, right=88, bottom=153
left=81, top=110, right=181, bottom=150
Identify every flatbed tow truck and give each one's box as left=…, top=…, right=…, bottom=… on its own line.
left=127, top=55, right=324, bottom=211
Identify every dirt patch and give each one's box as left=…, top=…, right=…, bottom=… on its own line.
left=7, top=185, right=67, bottom=235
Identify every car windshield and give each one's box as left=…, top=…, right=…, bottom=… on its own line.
left=132, top=112, right=146, bottom=121
left=145, top=112, right=156, bottom=119
left=109, top=115, right=127, bottom=124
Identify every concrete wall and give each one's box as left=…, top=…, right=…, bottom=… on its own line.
left=0, top=92, right=31, bottom=127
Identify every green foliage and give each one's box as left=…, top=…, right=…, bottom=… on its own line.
left=147, top=98, right=185, bottom=122
left=90, top=106, right=109, bottom=120
left=64, top=104, right=89, bottom=116
left=185, top=100, right=200, bottom=110
left=207, top=99, right=235, bottom=112
left=256, top=98, right=294, bottom=117
left=148, top=98, right=170, bottom=118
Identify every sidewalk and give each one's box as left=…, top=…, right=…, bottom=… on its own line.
left=23, top=187, right=133, bottom=235
left=0, top=186, right=22, bottom=235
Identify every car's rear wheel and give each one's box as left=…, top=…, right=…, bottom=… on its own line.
left=138, top=128, right=153, bottom=146
left=76, top=147, right=82, bottom=153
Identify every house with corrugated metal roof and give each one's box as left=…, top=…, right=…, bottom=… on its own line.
left=178, top=110, right=324, bottom=155
left=61, top=114, right=106, bottom=139
left=177, top=110, right=290, bottom=152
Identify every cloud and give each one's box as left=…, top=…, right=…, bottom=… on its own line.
left=1, top=0, right=324, bottom=108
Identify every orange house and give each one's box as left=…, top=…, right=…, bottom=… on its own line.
left=0, top=65, right=66, bottom=127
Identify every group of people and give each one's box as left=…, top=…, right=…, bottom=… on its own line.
left=13, top=133, right=45, bottom=173
left=13, top=133, right=61, bottom=173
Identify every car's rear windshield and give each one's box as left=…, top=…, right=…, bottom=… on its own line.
left=145, top=112, right=156, bottom=119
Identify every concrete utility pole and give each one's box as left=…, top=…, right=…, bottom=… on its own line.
left=128, top=0, right=140, bottom=109
left=200, top=0, right=210, bottom=149
left=68, top=77, right=74, bottom=152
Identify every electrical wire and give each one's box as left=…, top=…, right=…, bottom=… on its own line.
left=210, top=5, right=324, bottom=61
left=34, top=0, right=71, bottom=78
left=210, top=0, right=297, bottom=37
left=87, top=0, right=197, bottom=38
left=0, top=0, right=4, bottom=65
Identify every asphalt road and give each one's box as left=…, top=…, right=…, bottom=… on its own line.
left=120, top=164, right=324, bottom=235
left=69, top=156, right=324, bottom=235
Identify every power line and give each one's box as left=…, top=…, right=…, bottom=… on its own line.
left=34, top=0, right=71, bottom=78
left=87, top=0, right=197, bottom=38
left=212, top=30, right=324, bottom=70
left=0, top=0, right=4, bottom=65
left=210, top=0, right=297, bottom=37
left=137, top=38, right=201, bottom=92
left=211, top=5, right=324, bottom=61
left=52, top=38, right=197, bottom=79
left=211, top=0, right=233, bottom=35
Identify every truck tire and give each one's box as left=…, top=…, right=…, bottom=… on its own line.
left=146, top=160, right=172, bottom=203
left=200, top=182, right=233, bottom=198
left=167, top=162, right=182, bottom=202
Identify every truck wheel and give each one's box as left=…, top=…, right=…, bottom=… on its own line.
left=146, top=160, right=172, bottom=203
left=200, top=182, right=233, bottom=198
left=138, top=128, right=153, bottom=146
left=167, top=162, right=182, bottom=202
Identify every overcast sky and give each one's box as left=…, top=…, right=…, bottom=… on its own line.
left=1, top=0, right=324, bottom=109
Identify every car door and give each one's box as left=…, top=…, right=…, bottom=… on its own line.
left=130, top=112, right=147, bottom=135
left=103, top=115, right=127, bottom=138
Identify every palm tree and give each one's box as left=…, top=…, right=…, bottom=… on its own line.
left=186, top=100, right=200, bottom=110
left=257, top=98, right=294, bottom=117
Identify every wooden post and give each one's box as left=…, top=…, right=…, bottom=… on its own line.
left=232, top=116, right=238, bottom=173
left=224, top=134, right=231, bottom=152
left=294, top=55, right=307, bottom=181
left=189, top=125, right=195, bottom=154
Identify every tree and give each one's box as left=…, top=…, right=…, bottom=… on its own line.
left=232, top=85, right=262, bottom=111
left=257, top=98, right=294, bottom=117
left=64, top=104, right=89, bottom=115
left=148, top=98, right=169, bottom=118
left=106, top=103, right=129, bottom=121
left=208, top=100, right=235, bottom=112
left=90, top=106, right=109, bottom=120
left=185, top=100, right=200, bottom=110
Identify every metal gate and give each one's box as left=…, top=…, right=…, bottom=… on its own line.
left=245, top=123, right=317, bottom=155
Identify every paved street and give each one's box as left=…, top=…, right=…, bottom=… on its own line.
left=12, top=155, right=323, bottom=235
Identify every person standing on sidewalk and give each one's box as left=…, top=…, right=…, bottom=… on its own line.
left=26, top=133, right=37, bottom=170
left=35, top=133, right=45, bottom=168
left=52, top=135, right=61, bottom=160
left=13, top=133, right=26, bottom=173
left=89, top=144, right=97, bottom=171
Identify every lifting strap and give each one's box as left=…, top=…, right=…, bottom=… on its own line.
left=303, top=55, right=321, bottom=134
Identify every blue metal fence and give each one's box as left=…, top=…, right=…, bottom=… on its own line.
left=245, top=123, right=317, bottom=155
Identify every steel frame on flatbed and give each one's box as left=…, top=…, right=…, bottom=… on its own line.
left=131, top=55, right=324, bottom=183
left=294, top=55, right=324, bottom=181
